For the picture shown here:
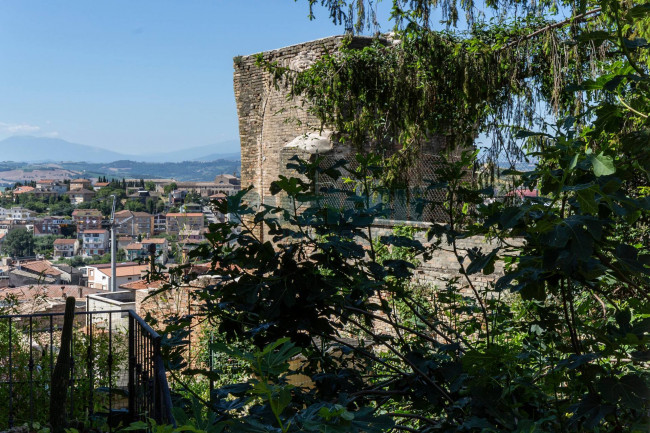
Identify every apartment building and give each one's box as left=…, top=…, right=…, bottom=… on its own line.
left=72, top=209, right=104, bottom=233
left=33, top=216, right=70, bottom=236
left=35, top=179, right=68, bottom=196
left=70, top=179, right=92, bottom=190
left=53, top=238, right=80, bottom=258
left=68, top=188, right=95, bottom=205
left=84, top=262, right=150, bottom=291
left=113, top=210, right=154, bottom=237
left=124, top=238, right=168, bottom=264
left=165, top=212, right=204, bottom=235
left=80, top=229, right=109, bottom=257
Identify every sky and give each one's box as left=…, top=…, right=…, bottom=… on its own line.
left=0, top=0, right=391, bottom=156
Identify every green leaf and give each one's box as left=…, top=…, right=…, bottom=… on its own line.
left=598, top=375, right=650, bottom=409
left=575, top=188, right=598, bottom=214
left=587, top=153, right=615, bottom=177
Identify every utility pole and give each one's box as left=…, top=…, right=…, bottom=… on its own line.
left=110, top=195, right=117, bottom=292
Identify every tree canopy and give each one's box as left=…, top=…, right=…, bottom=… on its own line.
left=148, top=1, right=649, bottom=432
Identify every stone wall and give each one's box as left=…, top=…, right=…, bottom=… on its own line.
left=233, top=35, right=379, bottom=241
left=370, top=220, right=523, bottom=294
left=233, top=36, right=516, bottom=288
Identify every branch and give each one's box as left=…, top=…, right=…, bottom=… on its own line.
left=500, top=8, right=602, bottom=51
left=617, top=95, right=649, bottom=119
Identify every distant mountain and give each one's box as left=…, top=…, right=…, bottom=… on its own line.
left=0, top=136, right=129, bottom=163
left=0, top=136, right=241, bottom=163
left=146, top=140, right=240, bottom=162
left=193, top=151, right=241, bottom=161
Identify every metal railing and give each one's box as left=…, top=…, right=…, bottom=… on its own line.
left=0, top=309, right=173, bottom=430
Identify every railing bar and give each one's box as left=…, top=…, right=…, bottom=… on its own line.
left=1, top=309, right=174, bottom=428
left=128, top=314, right=135, bottom=423
left=70, top=319, right=75, bottom=420
left=49, top=316, right=54, bottom=382
left=8, top=317, right=12, bottom=428
left=128, top=310, right=161, bottom=339
left=88, top=312, right=94, bottom=416
left=29, top=317, right=34, bottom=429
left=209, top=332, right=214, bottom=404
left=108, top=312, right=113, bottom=433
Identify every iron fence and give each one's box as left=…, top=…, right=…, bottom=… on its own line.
left=0, top=309, right=173, bottom=430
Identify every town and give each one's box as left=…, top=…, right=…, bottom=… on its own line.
left=0, top=173, right=241, bottom=316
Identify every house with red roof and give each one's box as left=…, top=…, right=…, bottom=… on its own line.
left=53, top=238, right=80, bottom=258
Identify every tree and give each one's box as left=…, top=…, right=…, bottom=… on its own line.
left=145, top=181, right=156, bottom=191
left=124, top=200, right=146, bottom=212
left=34, top=235, right=62, bottom=256
left=163, top=182, right=177, bottom=195
left=152, top=2, right=649, bottom=432
left=3, top=228, right=34, bottom=257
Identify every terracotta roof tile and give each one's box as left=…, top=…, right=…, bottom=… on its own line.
left=96, top=264, right=149, bottom=278
left=120, top=277, right=169, bottom=290
left=53, top=238, right=77, bottom=245
left=20, top=260, right=63, bottom=276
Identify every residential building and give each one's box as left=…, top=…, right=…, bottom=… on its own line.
left=124, top=178, right=176, bottom=193
left=176, top=177, right=240, bottom=197
left=0, top=219, right=34, bottom=237
left=113, top=210, right=154, bottom=237
left=12, top=185, right=35, bottom=199
left=153, top=213, right=166, bottom=234
left=53, top=238, right=80, bottom=258
left=214, top=174, right=241, bottom=194
left=9, top=260, right=63, bottom=286
left=124, top=238, right=168, bottom=264
left=0, top=220, right=13, bottom=235
left=178, top=229, right=205, bottom=243
left=84, top=262, right=150, bottom=291
left=68, top=188, right=95, bottom=205
left=35, top=179, right=68, bottom=196
left=117, top=236, right=133, bottom=250
left=0, top=206, right=36, bottom=220
left=80, top=229, right=109, bottom=257
left=93, top=181, right=110, bottom=190
left=70, top=179, right=92, bottom=190
left=127, top=189, right=157, bottom=204
left=168, top=190, right=187, bottom=205
left=33, top=216, right=70, bottom=236
left=51, top=264, right=84, bottom=285
left=72, top=209, right=104, bottom=232
left=166, top=212, right=204, bottom=235
left=180, top=203, right=202, bottom=213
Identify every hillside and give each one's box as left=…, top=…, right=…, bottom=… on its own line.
left=0, top=159, right=240, bottom=185
left=0, top=136, right=241, bottom=163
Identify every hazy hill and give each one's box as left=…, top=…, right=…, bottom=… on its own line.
left=0, top=136, right=127, bottom=163
left=0, top=136, right=241, bottom=163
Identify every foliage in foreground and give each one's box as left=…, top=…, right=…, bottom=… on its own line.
left=150, top=2, right=650, bottom=432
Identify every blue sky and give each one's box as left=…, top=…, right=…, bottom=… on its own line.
left=0, top=1, right=389, bottom=155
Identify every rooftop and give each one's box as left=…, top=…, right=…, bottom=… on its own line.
left=96, top=264, right=150, bottom=278
left=81, top=229, right=108, bottom=234
left=19, top=260, right=62, bottom=276
left=72, top=209, right=103, bottom=216
left=53, top=238, right=78, bottom=245
left=68, top=188, right=95, bottom=194
left=120, top=277, right=169, bottom=290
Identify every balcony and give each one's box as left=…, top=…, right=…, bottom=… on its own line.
left=0, top=309, right=173, bottom=430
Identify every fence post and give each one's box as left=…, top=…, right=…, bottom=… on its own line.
left=128, top=312, right=135, bottom=422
